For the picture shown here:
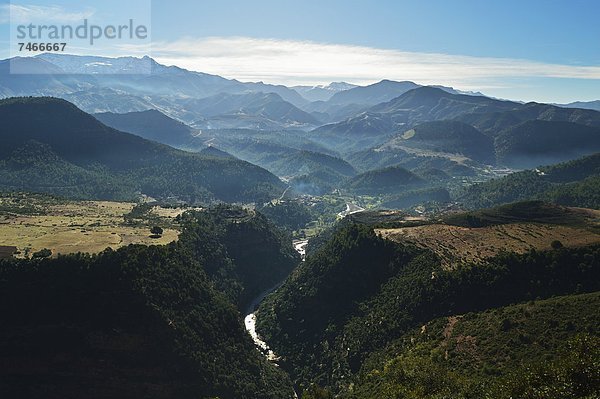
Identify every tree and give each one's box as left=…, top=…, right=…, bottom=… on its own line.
left=150, top=226, right=163, bottom=237
left=32, top=248, right=52, bottom=258
left=551, top=240, right=564, bottom=249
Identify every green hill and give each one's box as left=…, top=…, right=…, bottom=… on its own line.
left=347, top=293, right=600, bottom=399
left=288, top=169, right=344, bottom=195
left=94, top=109, right=195, bottom=147
left=0, top=97, right=285, bottom=203
left=393, top=120, right=495, bottom=164
left=267, top=150, right=357, bottom=178
left=256, top=223, right=600, bottom=393
left=177, top=206, right=300, bottom=310
left=444, top=200, right=591, bottom=228
left=0, top=140, right=134, bottom=199
left=0, top=205, right=299, bottom=398
left=0, top=221, right=299, bottom=398
left=458, top=102, right=600, bottom=137
left=458, top=153, right=600, bottom=209
left=346, top=166, right=425, bottom=194
left=494, top=120, right=600, bottom=168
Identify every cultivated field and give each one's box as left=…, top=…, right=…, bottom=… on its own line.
left=377, top=220, right=600, bottom=268
left=0, top=195, right=183, bottom=258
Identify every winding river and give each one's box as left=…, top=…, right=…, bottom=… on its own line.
left=243, top=239, right=308, bottom=362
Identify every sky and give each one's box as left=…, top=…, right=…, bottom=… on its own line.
left=0, top=0, right=599, bottom=103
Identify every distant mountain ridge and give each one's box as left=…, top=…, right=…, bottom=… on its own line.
left=186, top=92, right=320, bottom=129
left=312, top=86, right=600, bottom=167
left=0, top=54, right=307, bottom=115
left=316, top=86, right=521, bottom=138
left=293, top=82, right=358, bottom=102
left=556, top=100, right=600, bottom=112
left=35, top=53, right=308, bottom=106
left=4, top=53, right=600, bottom=174
left=328, top=80, right=421, bottom=106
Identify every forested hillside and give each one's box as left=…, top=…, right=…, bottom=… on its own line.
left=0, top=206, right=300, bottom=398
left=0, top=97, right=285, bottom=203
left=458, top=153, right=600, bottom=209
left=257, top=222, right=600, bottom=396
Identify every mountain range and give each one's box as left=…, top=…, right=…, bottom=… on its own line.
left=2, top=53, right=600, bottom=196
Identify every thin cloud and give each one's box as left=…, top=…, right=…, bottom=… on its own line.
left=147, top=36, right=600, bottom=89
left=0, top=4, right=95, bottom=24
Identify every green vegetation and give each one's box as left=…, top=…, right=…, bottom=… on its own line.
left=0, top=243, right=293, bottom=398
left=347, top=334, right=599, bottom=399
left=348, top=292, right=600, bottom=399
left=0, top=205, right=302, bottom=398
left=150, top=226, right=164, bottom=236
left=458, top=153, right=600, bottom=209
left=382, top=187, right=450, bottom=209
left=95, top=109, right=195, bottom=147
left=267, top=150, right=356, bottom=178
left=494, top=120, right=600, bottom=168
left=257, top=200, right=316, bottom=232
left=257, top=222, right=600, bottom=393
left=397, top=120, right=495, bottom=164
left=178, top=205, right=300, bottom=310
left=31, top=248, right=51, bottom=258
left=346, top=166, right=425, bottom=195
left=289, top=169, right=341, bottom=195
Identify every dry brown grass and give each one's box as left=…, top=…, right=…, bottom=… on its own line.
left=0, top=200, right=180, bottom=258
left=376, top=222, right=600, bottom=268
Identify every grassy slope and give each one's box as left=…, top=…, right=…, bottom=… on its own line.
left=443, top=200, right=594, bottom=228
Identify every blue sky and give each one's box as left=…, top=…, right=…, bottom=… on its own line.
left=1, top=0, right=599, bottom=102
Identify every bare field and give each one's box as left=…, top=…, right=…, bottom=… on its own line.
left=376, top=222, right=600, bottom=268
left=0, top=199, right=180, bottom=258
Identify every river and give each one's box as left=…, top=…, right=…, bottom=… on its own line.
left=243, top=239, right=308, bottom=362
